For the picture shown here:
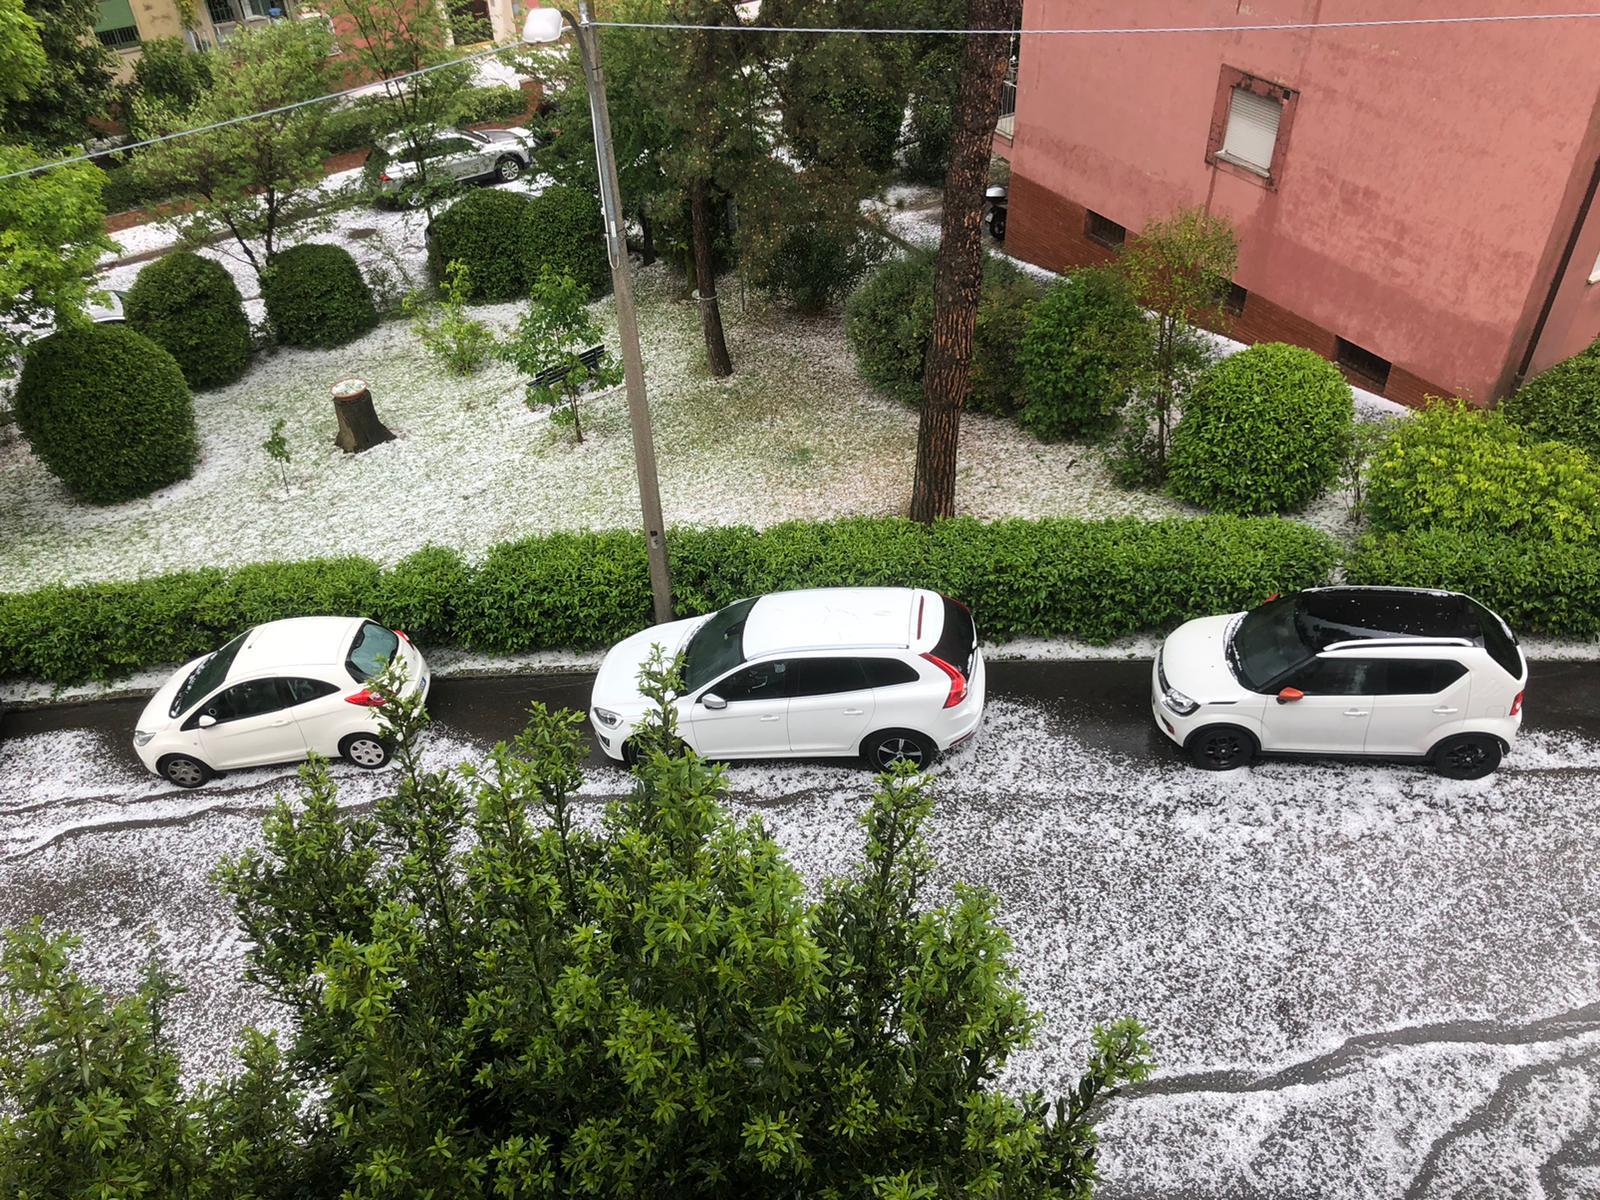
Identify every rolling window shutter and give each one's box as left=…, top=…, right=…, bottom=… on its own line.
left=1222, top=87, right=1282, bottom=172
left=95, top=0, right=136, bottom=31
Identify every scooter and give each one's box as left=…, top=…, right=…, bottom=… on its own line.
left=984, top=184, right=1008, bottom=241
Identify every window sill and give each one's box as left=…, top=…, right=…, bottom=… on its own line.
left=1216, top=151, right=1272, bottom=178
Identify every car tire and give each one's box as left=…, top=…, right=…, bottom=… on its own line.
left=861, top=729, right=936, bottom=772
left=403, top=188, right=426, bottom=209
left=495, top=155, right=523, bottom=182
left=1431, top=733, right=1503, bottom=780
left=159, top=754, right=211, bottom=789
left=1185, top=724, right=1257, bottom=771
left=989, top=209, right=1006, bottom=240
left=340, top=732, right=392, bottom=770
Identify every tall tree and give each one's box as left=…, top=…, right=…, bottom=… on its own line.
left=909, top=0, right=1020, bottom=523
left=0, top=0, right=44, bottom=114
left=131, top=20, right=335, bottom=280
left=0, top=0, right=115, bottom=150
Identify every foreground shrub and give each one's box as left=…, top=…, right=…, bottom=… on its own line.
left=124, top=250, right=251, bottom=388
left=13, top=325, right=197, bottom=504
left=1503, top=343, right=1600, bottom=460
left=1018, top=267, right=1149, bottom=438
left=1346, top=530, right=1600, bottom=638
left=845, top=253, right=1040, bottom=411
left=519, top=182, right=609, bottom=299
left=261, top=243, right=378, bottom=348
left=208, top=666, right=1153, bottom=1197
left=1169, top=343, right=1354, bottom=514
left=0, top=516, right=1340, bottom=684
left=426, top=188, right=534, bottom=303
left=1365, top=399, right=1600, bottom=542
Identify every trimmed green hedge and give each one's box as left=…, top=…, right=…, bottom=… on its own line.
left=1346, top=530, right=1600, bottom=639
left=124, top=251, right=252, bottom=389
left=520, top=183, right=609, bottom=300
left=427, top=189, right=536, bottom=303
left=0, top=516, right=1338, bottom=685
left=1502, top=343, right=1600, bottom=461
left=262, top=243, right=379, bottom=349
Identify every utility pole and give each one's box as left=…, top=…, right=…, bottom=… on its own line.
left=525, top=4, right=673, bottom=624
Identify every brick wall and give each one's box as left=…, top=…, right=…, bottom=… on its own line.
left=1005, top=171, right=1454, bottom=408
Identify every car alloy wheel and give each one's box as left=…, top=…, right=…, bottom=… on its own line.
left=1434, top=734, right=1502, bottom=780
left=496, top=155, right=522, bottom=181
left=162, top=755, right=208, bottom=788
left=343, top=734, right=390, bottom=769
left=865, top=731, right=933, bottom=771
left=1187, top=725, right=1255, bottom=771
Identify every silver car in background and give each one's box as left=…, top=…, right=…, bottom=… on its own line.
left=368, top=126, right=539, bottom=206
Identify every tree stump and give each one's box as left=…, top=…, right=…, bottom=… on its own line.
left=331, top=377, right=395, bottom=454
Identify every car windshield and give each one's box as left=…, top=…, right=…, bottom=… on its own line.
left=1228, top=597, right=1313, bottom=691
left=681, top=598, right=757, bottom=693
left=169, top=631, right=248, bottom=718
left=346, top=621, right=400, bottom=684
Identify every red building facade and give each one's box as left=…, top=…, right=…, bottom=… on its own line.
left=997, top=1, right=1600, bottom=405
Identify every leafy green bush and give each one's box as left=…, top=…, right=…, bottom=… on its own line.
left=0, top=516, right=1340, bottom=684
left=750, top=219, right=886, bottom=314
left=425, top=188, right=534, bottom=303
left=321, top=97, right=401, bottom=155
left=1365, top=399, right=1600, bottom=542
left=12, top=325, right=198, bottom=504
left=446, top=83, right=528, bottom=125
left=1168, top=343, right=1354, bottom=514
left=1346, top=530, right=1600, bottom=638
left=97, top=160, right=178, bottom=214
left=1018, top=267, right=1149, bottom=438
left=845, top=253, right=1037, bottom=410
left=1502, top=343, right=1600, bottom=460
left=128, top=36, right=213, bottom=115
left=261, top=243, right=378, bottom=348
left=519, top=182, right=609, bottom=300
left=124, top=250, right=251, bottom=388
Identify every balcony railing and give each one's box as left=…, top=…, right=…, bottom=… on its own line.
left=995, top=30, right=1020, bottom=139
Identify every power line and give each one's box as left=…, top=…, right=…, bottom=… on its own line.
left=595, top=11, right=1600, bottom=36
left=0, top=43, right=511, bottom=184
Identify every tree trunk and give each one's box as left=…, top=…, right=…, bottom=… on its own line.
left=331, top=379, right=395, bottom=453
left=640, top=212, right=657, bottom=266
left=909, top=0, right=1020, bottom=524
left=690, top=178, right=733, bottom=378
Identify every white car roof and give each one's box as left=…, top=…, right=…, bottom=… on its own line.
left=230, top=616, right=366, bottom=679
left=742, top=587, right=928, bottom=658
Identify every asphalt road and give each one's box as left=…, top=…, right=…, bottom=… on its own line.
left=4, top=659, right=1600, bottom=1198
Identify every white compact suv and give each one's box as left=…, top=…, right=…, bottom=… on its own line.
left=1153, top=587, right=1527, bottom=779
left=133, top=617, right=430, bottom=788
left=589, top=587, right=985, bottom=769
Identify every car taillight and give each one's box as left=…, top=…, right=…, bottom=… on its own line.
left=345, top=688, right=386, bottom=707
left=394, top=629, right=410, bottom=643
left=1510, top=690, right=1524, bottom=717
left=379, top=172, right=392, bottom=181
left=921, top=652, right=967, bottom=709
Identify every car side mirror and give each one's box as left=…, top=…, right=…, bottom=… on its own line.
left=197, top=713, right=218, bottom=728
left=1276, top=687, right=1304, bottom=705
left=700, top=692, right=727, bottom=710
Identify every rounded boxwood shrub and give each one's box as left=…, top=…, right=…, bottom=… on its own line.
left=1017, top=267, right=1149, bottom=439
left=1502, top=343, right=1600, bottom=460
left=427, top=188, right=535, bottom=303
left=1365, top=399, right=1600, bottom=542
left=750, top=220, right=886, bottom=315
left=1168, top=343, right=1354, bottom=514
left=844, top=253, right=1034, bottom=410
left=262, top=243, right=379, bottom=348
left=124, top=251, right=251, bottom=389
left=519, top=183, right=609, bottom=300
left=14, top=325, right=198, bottom=504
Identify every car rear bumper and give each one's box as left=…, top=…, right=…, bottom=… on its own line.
left=933, top=650, right=987, bottom=751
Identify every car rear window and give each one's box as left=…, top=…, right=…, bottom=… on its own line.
left=346, top=621, right=400, bottom=684
left=931, top=596, right=977, bottom=677
left=1469, top=599, right=1523, bottom=679
left=170, top=631, right=248, bottom=718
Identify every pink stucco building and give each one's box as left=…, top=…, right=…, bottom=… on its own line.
left=997, top=1, right=1600, bottom=406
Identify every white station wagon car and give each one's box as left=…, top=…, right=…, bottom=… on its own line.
left=590, top=587, right=985, bottom=769
left=134, top=617, right=430, bottom=788
left=1154, top=586, right=1527, bottom=779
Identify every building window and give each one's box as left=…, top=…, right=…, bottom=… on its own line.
left=1589, top=247, right=1600, bottom=284
left=94, top=0, right=140, bottom=46
left=1085, top=210, right=1125, bottom=249
left=1336, top=337, right=1392, bottom=391
left=1225, top=282, right=1248, bottom=316
left=1207, top=68, right=1298, bottom=188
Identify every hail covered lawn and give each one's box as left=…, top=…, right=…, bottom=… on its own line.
left=4, top=684, right=1599, bottom=1197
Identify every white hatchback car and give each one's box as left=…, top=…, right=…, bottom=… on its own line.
left=134, top=617, right=430, bottom=788
left=589, top=587, right=985, bottom=769
left=1154, top=587, right=1527, bottom=779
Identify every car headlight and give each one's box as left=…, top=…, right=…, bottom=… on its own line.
left=133, top=730, right=156, bottom=747
left=592, top=707, right=622, bottom=729
left=1162, top=686, right=1200, bottom=717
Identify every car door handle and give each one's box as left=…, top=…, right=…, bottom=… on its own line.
left=1433, top=706, right=1459, bottom=714
left=270, top=718, right=290, bottom=727
left=759, top=714, right=781, bottom=722
left=1344, top=709, right=1369, bottom=717
left=842, top=708, right=864, bottom=715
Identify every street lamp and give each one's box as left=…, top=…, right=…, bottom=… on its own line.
left=523, top=2, right=673, bottom=624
